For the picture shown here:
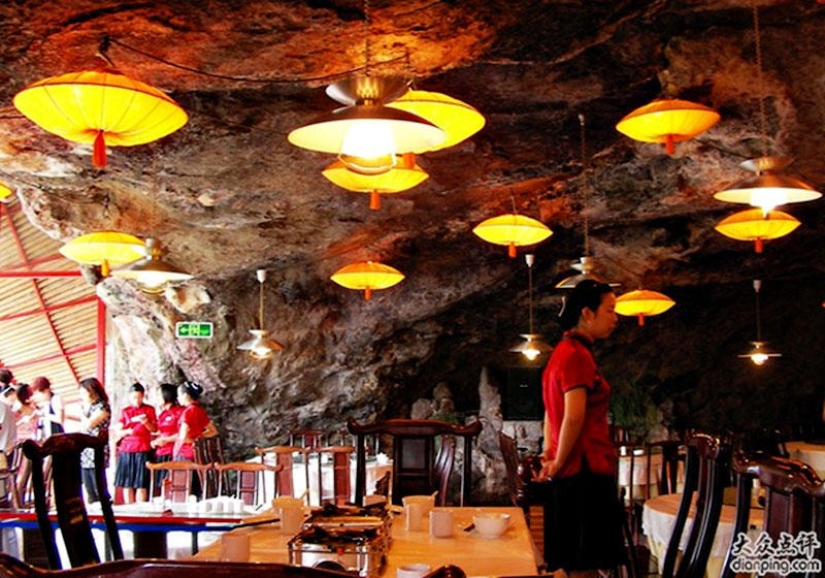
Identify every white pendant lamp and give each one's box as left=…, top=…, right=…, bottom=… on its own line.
left=510, top=253, right=552, bottom=361
left=738, top=279, right=780, bottom=366
left=237, top=269, right=283, bottom=359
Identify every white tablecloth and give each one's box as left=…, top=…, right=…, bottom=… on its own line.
left=194, top=506, right=539, bottom=577
left=642, top=493, right=762, bottom=578
left=785, top=441, right=825, bottom=478
left=618, top=450, right=661, bottom=500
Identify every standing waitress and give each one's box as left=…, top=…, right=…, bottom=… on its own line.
left=537, top=279, right=623, bottom=578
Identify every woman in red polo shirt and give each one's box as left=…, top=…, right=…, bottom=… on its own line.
left=149, top=383, right=184, bottom=493
left=537, top=279, right=622, bottom=577
left=172, top=381, right=217, bottom=498
left=114, top=383, right=157, bottom=503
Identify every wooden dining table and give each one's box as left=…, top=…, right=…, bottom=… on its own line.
left=642, top=493, right=763, bottom=578
left=194, top=506, right=539, bottom=577
left=0, top=499, right=257, bottom=562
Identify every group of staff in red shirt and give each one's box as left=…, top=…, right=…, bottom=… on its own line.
left=113, top=380, right=217, bottom=504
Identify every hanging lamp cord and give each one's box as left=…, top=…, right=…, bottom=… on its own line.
left=754, top=279, right=762, bottom=341
left=364, top=0, right=372, bottom=77
left=258, top=274, right=266, bottom=330
left=752, top=0, right=769, bottom=159
left=579, top=113, right=591, bottom=256
left=527, top=254, right=535, bottom=334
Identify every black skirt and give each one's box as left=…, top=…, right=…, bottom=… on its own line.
left=539, top=465, right=625, bottom=572
left=115, top=451, right=152, bottom=489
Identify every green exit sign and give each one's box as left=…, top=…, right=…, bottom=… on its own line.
left=175, top=322, right=213, bottom=339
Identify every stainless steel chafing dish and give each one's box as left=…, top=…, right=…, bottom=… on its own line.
left=288, top=504, right=392, bottom=577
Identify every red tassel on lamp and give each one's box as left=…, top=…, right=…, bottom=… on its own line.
left=93, top=131, right=107, bottom=168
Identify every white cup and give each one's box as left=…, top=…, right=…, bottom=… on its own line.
left=397, top=563, right=431, bottom=578
left=402, top=495, right=435, bottom=517
left=404, top=503, right=424, bottom=532
left=429, top=509, right=453, bottom=538
left=213, top=498, right=225, bottom=514
left=280, top=504, right=304, bottom=535
left=220, top=530, right=251, bottom=562
left=271, top=496, right=304, bottom=515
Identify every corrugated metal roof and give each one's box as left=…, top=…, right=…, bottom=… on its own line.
left=0, top=200, right=99, bottom=406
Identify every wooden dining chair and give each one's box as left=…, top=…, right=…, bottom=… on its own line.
left=498, top=431, right=529, bottom=513
left=721, top=451, right=822, bottom=578
left=255, top=445, right=305, bottom=499
left=347, top=417, right=482, bottom=507
left=194, top=436, right=227, bottom=498
left=645, top=439, right=685, bottom=499
left=660, top=432, right=731, bottom=578
left=213, top=461, right=282, bottom=506
left=22, top=433, right=123, bottom=569
left=317, top=445, right=355, bottom=506
left=145, top=461, right=212, bottom=503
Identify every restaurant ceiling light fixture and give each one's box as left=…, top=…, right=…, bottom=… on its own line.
left=739, top=279, right=780, bottom=366
left=331, top=261, right=405, bottom=300
left=112, top=237, right=192, bottom=295
left=237, top=269, right=283, bottom=360
left=59, top=231, right=146, bottom=276
left=322, top=152, right=428, bottom=210
left=713, top=157, right=820, bottom=214
left=13, top=68, right=188, bottom=168
left=473, top=213, right=552, bottom=258
left=615, top=289, right=675, bottom=326
left=714, top=207, right=800, bottom=253
left=714, top=2, right=821, bottom=213
left=557, top=115, right=617, bottom=289
left=287, top=0, right=445, bottom=174
left=510, top=254, right=552, bottom=362
left=387, top=89, right=485, bottom=152
left=616, top=98, right=720, bottom=155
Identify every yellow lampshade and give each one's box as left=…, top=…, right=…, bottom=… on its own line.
left=714, top=208, right=800, bottom=253
left=616, top=98, right=720, bottom=155
left=13, top=68, right=188, bottom=168
left=713, top=157, right=821, bottom=213
left=322, top=153, right=429, bottom=210
left=615, top=289, right=675, bottom=326
left=330, top=261, right=405, bottom=300
left=473, top=214, right=553, bottom=258
left=0, top=182, right=13, bottom=202
left=59, top=231, right=146, bottom=276
left=387, top=90, right=486, bottom=151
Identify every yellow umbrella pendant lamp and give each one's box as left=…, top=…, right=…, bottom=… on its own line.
left=59, top=231, right=146, bottom=276
left=13, top=68, right=188, bottom=168
left=331, top=261, right=405, bottom=300
left=322, top=153, right=429, bottom=210
left=473, top=213, right=552, bottom=258
left=714, top=208, right=800, bottom=253
left=387, top=90, right=486, bottom=151
left=616, top=98, right=719, bottom=155
left=615, top=289, right=675, bottom=326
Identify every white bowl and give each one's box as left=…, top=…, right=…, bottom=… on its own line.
left=472, top=512, right=510, bottom=538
